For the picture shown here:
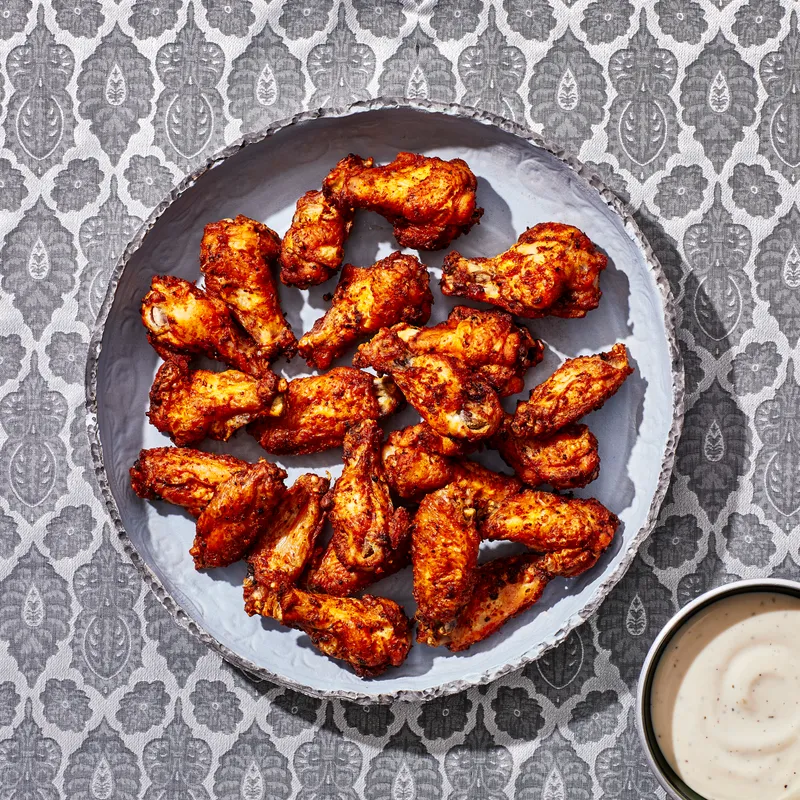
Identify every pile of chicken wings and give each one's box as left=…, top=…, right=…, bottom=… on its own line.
left=130, top=151, right=632, bottom=678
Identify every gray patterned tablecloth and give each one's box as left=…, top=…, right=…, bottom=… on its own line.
left=0, top=0, right=797, bottom=796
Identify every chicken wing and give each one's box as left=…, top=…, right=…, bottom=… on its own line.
left=451, top=461, right=521, bottom=522
left=395, top=307, right=544, bottom=396
left=330, top=420, right=411, bottom=571
left=141, top=275, right=273, bottom=378
left=411, top=481, right=480, bottom=626
left=297, top=252, right=433, bottom=370
left=244, top=584, right=412, bottom=677
left=323, top=152, right=483, bottom=250
left=129, top=446, right=247, bottom=517
left=511, top=343, right=633, bottom=438
left=354, top=327, right=503, bottom=441
left=441, top=222, right=607, bottom=318
left=491, top=416, right=600, bottom=489
left=191, top=460, right=287, bottom=569
left=279, top=189, right=357, bottom=288
left=483, top=490, right=619, bottom=556
left=247, top=473, right=330, bottom=590
left=249, top=367, right=402, bottom=455
left=147, top=359, right=285, bottom=446
left=200, top=215, right=297, bottom=360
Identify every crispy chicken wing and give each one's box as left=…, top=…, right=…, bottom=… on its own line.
left=298, top=252, right=433, bottom=370
left=200, top=215, right=297, bottom=360
left=147, top=359, right=285, bottom=446
left=323, top=152, right=483, bottom=250
left=483, top=490, right=619, bottom=556
left=247, top=473, right=330, bottom=590
left=141, top=275, right=273, bottom=377
left=451, top=460, right=521, bottom=522
left=249, top=367, right=402, bottom=455
left=191, top=460, right=287, bottom=569
left=354, top=327, right=503, bottom=441
left=395, top=307, right=544, bottom=396
left=491, top=416, right=600, bottom=489
left=441, top=222, right=607, bottom=318
left=511, top=343, right=633, bottom=438
left=330, top=420, right=411, bottom=571
left=244, top=584, right=412, bottom=676
left=279, top=189, right=357, bottom=288
left=129, top=446, right=247, bottom=517
left=411, top=481, right=480, bottom=626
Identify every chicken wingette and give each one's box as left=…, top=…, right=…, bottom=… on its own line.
left=354, top=326, right=503, bottom=441
left=147, top=358, right=285, bottom=446
left=248, top=367, right=402, bottom=455
left=323, top=152, right=482, bottom=250
left=441, top=222, right=607, bottom=318
left=244, top=583, right=412, bottom=677
left=452, top=460, right=522, bottom=522
left=297, top=252, right=433, bottom=370
left=512, top=343, right=633, bottom=438
left=200, top=215, right=296, bottom=360
left=141, top=275, right=273, bottom=377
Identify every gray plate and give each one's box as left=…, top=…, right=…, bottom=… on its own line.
left=86, top=99, right=684, bottom=703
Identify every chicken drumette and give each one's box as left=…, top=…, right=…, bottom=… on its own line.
left=441, top=222, right=607, bottom=318
left=298, top=252, right=433, bottom=370
left=200, top=215, right=296, bottom=360
left=323, top=152, right=483, bottom=250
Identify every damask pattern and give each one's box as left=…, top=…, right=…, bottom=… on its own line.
left=0, top=2, right=795, bottom=797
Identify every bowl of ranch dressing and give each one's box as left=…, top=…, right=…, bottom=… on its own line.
left=637, top=579, right=800, bottom=800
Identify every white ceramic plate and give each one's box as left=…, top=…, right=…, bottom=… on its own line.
left=87, top=100, right=683, bottom=702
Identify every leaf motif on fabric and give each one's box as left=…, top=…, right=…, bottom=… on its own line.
left=625, top=594, right=647, bottom=636
left=556, top=68, right=578, bottom=111
left=703, top=420, right=725, bottom=463
left=515, top=730, right=592, bottom=800
left=27, top=237, right=50, bottom=281
left=618, top=97, right=668, bottom=167
left=541, top=766, right=566, bottom=800
left=783, top=243, right=800, bottom=288
left=23, top=584, right=44, bottom=628
left=765, top=445, right=800, bottom=517
left=240, top=761, right=265, bottom=800
left=391, top=761, right=415, bottom=800
left=104, top=63, right=127, bottom=106
left=708, top=70, right=731, bottom=113
left=406, top=65, right=429, bottom=100
left=255, top=63, right=277, bottom=107
left=693, top=271, right=743, bottom=341
left=83, top=613, right=132, bottom=680
left=91, top=757, right=114, bottom=800
left=535, top=628, right=584, bottom=689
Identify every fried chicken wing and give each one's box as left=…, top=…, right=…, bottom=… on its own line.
left=191, top=460, right=287, bottom=569
left=483, top=490, right=619, bottom=556
left=244, top=584, right=412, bottom=677
left=395, top=307, right=544, bottom=396
left=247, top=473, right=330, bottom=589
left=129, top=446, right=247, bottom=517
left=323, top=152, right=483, bottom=250
left=200, top=215, right=296, bottom=360
left=354, top=327, right=503, bottom=441
left=441, top=222, right=607, bottom=318
left=511, top=343, right=633, bottom=438
left=450, top=460, right=521, bottom=522
left=330, top=420, right=411, bottom=572
left=411, top=481, right=480, bottom=626
left=141, top=275, right=273, bottom=377
left=297, top=252, right=433, bottom=370
left=279, top=189, right=357, bottom=288
left=147, top=359, right=285, bottom=446
left=491, top=416, right=600, bottom=490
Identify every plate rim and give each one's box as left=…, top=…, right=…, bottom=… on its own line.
left=85, top=97, right=685, bottom=704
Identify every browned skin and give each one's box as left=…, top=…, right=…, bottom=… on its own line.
left=395, top=306, right=544, bottom=396
left=512, top=343, right=633, bottom=439
left=244, top=583, right=412, bottom=677
left=147, top=359, right=285, bottom=446
left=247, top=473, right=330, bottom=589
left=141, top=275, right=273, bottom=377
left=354, top=326, right=503, bottom=442
left=450, top=460, right=522, bottom=522
left=200, top=215, right=297, bottom=360
left=248, top=367, right=403, bottom=455
left=191, top=460, right=287, bottom=569
left=411, top=481, right=480, bottom=626
left=298, top=252, right=433, bottom=370
left=129, top=447, right=247, bottom=517
left=330, top=420, right=411, bottom=572
left=323, top=152, right=483, bottom=250
left=483, top=490, right=619, bottom=556
left=441, top=222, right=607, bottom=318
left=491, top=416, right=601, bottom=490
left=279, top=189, right=357, bottom=288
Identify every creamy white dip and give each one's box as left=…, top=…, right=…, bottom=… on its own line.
left=651, top=592, right=800, bottom=800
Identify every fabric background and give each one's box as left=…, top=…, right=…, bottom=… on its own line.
left=0, top=0, right=797, bottom=796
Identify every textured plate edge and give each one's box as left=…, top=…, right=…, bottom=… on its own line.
left=84, top=97, right=685, bottom=704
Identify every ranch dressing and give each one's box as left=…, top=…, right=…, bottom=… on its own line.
left=651, top=592, right=800, bottom=800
